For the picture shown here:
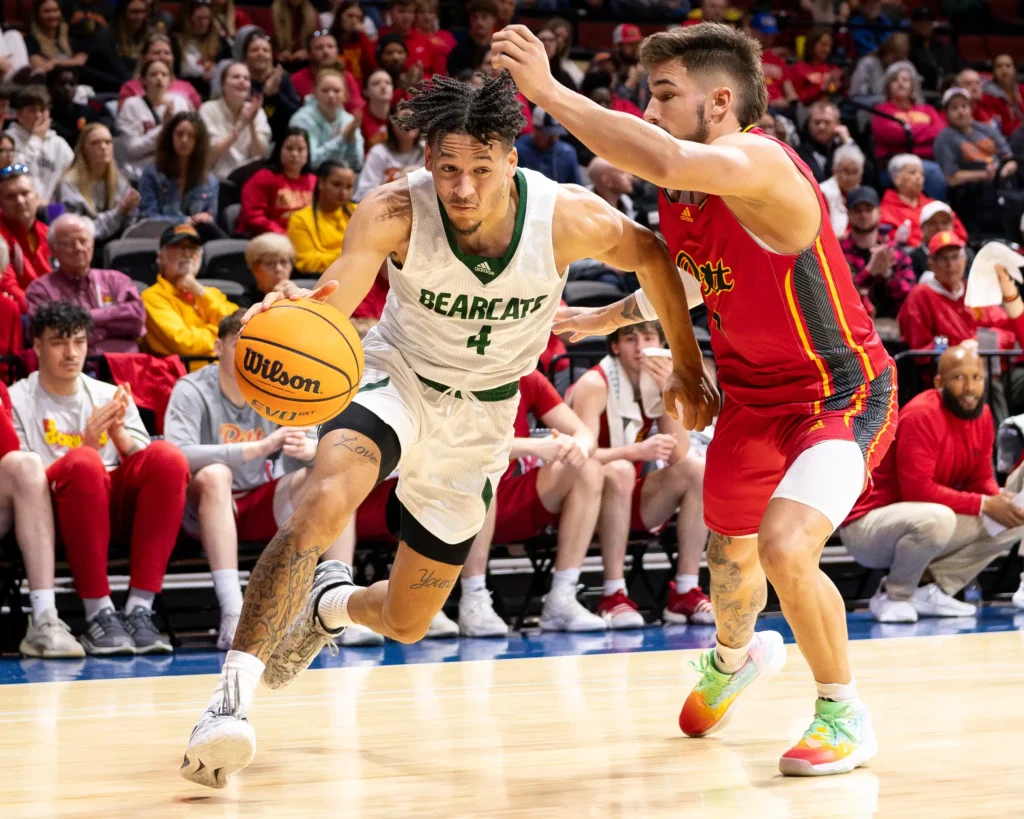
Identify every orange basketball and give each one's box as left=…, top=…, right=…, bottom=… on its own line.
left=234, top=299, right=364, bottom=426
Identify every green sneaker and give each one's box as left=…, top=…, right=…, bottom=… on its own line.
left=779, top=698, right=878, bottom=776
left=678, top=630, right=786, bottom=737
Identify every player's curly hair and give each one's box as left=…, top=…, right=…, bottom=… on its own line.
left=393, top=72, right=527, bottom=151
left=30, top=301, right=94, bottom=340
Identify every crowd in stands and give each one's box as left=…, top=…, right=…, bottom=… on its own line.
left=1, top=0, right=1024, bottom=659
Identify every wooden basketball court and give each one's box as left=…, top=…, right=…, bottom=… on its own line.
left=2, top=629, right=1022, bottom=818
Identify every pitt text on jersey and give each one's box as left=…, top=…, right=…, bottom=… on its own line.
left=675, top=250, right=733, bottom=332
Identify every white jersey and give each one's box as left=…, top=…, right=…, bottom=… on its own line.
left=370, top=166, right=566, bottom=393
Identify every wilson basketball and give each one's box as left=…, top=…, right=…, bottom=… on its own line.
left=234, top=299, right=364, bottom=426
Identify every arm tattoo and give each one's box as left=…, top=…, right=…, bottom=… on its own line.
left=706, top=532, right=765, bottom=647
left=334, top=431, right=379, bottom=466
left=619, top=294, right=645, bottom=323
left=232, top=520, right=322, bottom=663
left=373, top=188, right=411, bottom=222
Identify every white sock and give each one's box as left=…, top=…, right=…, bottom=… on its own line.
left=83, top=596, right=115, bottom=621
left=461, top=574, right=487, bottom=595
left=124, top=589, right=155, bottom=613
left=29, top=589, right=55, bottom=621
left=551, top=567, right=581, bottom=592
left=207, top=650, right=266, bottom=717
left=816, top=678, right=860, bottom=705
left=675, top=573, right=699, bottom=593
left=603, top=578, right=626, bottom=597
left=212, top=569, right=244, bottom=615
left=317, top=584, right=358, bottom=632
left=714, top=636, right=753, bottom=674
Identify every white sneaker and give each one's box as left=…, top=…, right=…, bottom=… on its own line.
left=1013, top=574, right=1024, bottom=610
left=458, top=590, right=509, bottom=637
left=425, top=609, right=459, bottom=638
left=180, top=709, right=256, bottom=790
left=539, top=587, right=607, bottom=632
left=912, top=583, right=977, bottom=617
left=339, top=624, right=386, bottom=647
left=216, top=612, right=240, bottom=651
left=868, top=579, right=917, bottom=623
left=19, top=609, right=86, bottom=658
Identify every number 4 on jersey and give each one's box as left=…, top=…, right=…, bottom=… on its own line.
left=467, top=325, right=492, bottom=355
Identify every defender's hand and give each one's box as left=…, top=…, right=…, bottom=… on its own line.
left=242, top=280, right=340, bottom=325
left=663, top=363, right=720, bottom=432
left=491, top=25, right=558, bottom=102
left=552, top=304, right=624, bottom=342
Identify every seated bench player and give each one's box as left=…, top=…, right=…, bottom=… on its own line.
left=164, top=311, right=366, bottom=649
left=9, top=302, right=190, bottom=655
left=569, top=323, right=712, bottom=628
left=456, top=367, right=606, bottom=636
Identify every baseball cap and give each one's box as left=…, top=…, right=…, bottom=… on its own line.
left=533, top=105, right=567, bottom=136
left=941, top=86, right=970, bottom=109
left=160, top=223, right=201, bottom=248
left=750, top=13, right=779, bottom=35
left=928, top=230, right=965, bottom=255
left=846, top=186, right=879, bottom=210
left=612, top=24, right=642, bottom=46
left=919, top=200, right=953, bottom=226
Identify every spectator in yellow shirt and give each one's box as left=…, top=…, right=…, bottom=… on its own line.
left=287, top=160, right=356, bottom=275
left=140, top=224, right=238, bottom=361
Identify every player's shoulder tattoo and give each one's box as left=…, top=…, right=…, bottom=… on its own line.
left=368, top=183, right=412, bottom=223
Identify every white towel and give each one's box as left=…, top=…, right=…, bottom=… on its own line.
left=965, top=242, right=1024, bottom=308
left=598, top=355, right=663, bottom=448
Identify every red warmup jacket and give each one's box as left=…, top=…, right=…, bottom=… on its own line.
left=104, top=353, right=187, bottom=434
left=878, top=189, right=968, bottom=248
left=0, top=381, right=19, bottom=456
left=897, top=280, right=1024, bottom=351
left=847, top=388, right=997, bottom=521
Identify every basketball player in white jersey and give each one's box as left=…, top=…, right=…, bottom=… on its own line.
left=180, top=73, right=719, bottom=788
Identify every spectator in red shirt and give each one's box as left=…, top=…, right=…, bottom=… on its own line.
left=872, top=64, right=944, bottom=168
left=330, top=0, right=377, bottom=87
left=840, top=344, right=1024, bottom=622
left=790, top=27, right=842, bottom=106
left=290, top=31, right=365, bottom=113
left=879, top=154, right=967, bottom=246
left=958, top=67, right=1015, bottom=138
left=746, top=13, right=797, bottom=111
left=414, top=0, right=454, bottom=77
left=238, top=127, right=316, bottom=236
left=840, top=187, right=916, bottom=319
left=0, top=169, right=51, bottom=290
left=984, top=54, right=1024, bottom=136
left=379, top=0, right=435, bottom=77
left=457, top=369, right=607, bottom=635
left=361, top=69, right=393, bottom=153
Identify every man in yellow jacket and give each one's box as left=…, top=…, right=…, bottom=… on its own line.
left=141, top=225, right=238, bottom=362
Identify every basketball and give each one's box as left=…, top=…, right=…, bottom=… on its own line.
left=234, top=298, right=363, bottom=426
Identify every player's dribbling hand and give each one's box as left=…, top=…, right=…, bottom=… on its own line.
left=491, top=25, right=556, bottom=102
left=663, top=363, right=719, bottom=433
left=242, top=280, right=340, bottom=325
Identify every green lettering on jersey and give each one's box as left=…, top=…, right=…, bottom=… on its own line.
left=448, top=294, right=468, bottom=319
left=519, top=297, right=534, bottom=314
left=485, top=298, right=502, bottom=320
left=419, top=289, right=435, bottom=309
left=469, top=297, right=488, bottom=320
left=531, top=294, right=547, bottom=314
left=499, top=298, right=521, bottom=321
left=434, top=291, right=451, bottom=315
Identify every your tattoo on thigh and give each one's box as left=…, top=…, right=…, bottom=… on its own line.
left=409, top=568, right=454, bottom=591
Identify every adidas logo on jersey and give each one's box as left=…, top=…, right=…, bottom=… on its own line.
left=474, top=262, right=492, bottom=274
left=679, top=208, right=694, bottom=223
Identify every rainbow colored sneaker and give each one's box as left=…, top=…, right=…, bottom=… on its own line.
left=779, top=699, right=877, bottom=776
left=678, top=630, right=786, bottom=737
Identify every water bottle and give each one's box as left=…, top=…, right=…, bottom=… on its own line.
left=933, top=335, right=948, bottom=353
left=964, top=581, right=983, bottom=605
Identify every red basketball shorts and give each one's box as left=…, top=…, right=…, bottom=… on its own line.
left=233, top=478, right=283, bottom=541
left=704, top=365, right=897, bottom=537
left=355, top=477, right=400, bottom=543
left=494, top=468, right=559, bottom=544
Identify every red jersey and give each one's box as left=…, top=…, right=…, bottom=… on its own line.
left=657, top=128, right=892, bottom=416
left=761, top=50, right=790, bottom=104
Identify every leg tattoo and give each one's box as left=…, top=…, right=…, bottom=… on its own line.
left=231, top=520, right=323, bottom=662
left=706, top=532, right=766, bottom=647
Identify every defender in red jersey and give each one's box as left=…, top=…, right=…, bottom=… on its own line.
left=495, top=22, right=897, bottom=776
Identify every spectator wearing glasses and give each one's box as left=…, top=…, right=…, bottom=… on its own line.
left=0, top=168, right=52, bottom=289
left=200, top=61, right=272, bottom=180
left=240, top=233, right=294, bottom=307
left=288, top=68, right=362, bottom=171
left=116, top=57, right=192, bottom=180
left=6, top=85, right=74, bottom=204
left=140, top=224, right=238, bottom=358
left=287, top=160, right=355, bottom=274
left=26, top=214, right=146, bottom=353
left=238, top=127, right=315, bottom=236
left=138, top=112, right=224, bottom=241
left=9, top=301, right=189, bottom=655
left=118, top=34, right=203, bottom=113
left=58, top=124, right=139, bottom=247
left=290, top=30, right=365, bottom=114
